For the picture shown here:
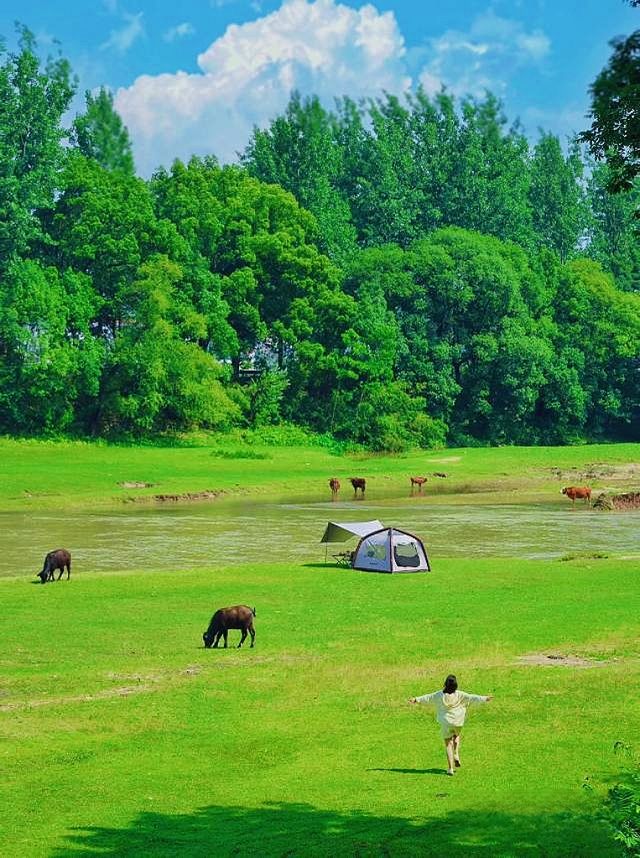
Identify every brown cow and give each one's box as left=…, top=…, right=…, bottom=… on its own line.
left=561, top=486, right=592, bottom=506
left=37, top=549, right=71, bottom=583
left=329, top=478, right=340, bottom=497
left=203, top=605, right=256, bottom=649
left=350, top=477, right=366, bottom=496
left=410, top=476, right=427, bottom=491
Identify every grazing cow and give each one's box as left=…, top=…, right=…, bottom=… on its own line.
left=350, top=477, right=366, bottom=496
left=432, top=472, right=448, bottom=478
left=561, top=486, right=592, bottom=506
left=329, top=478, right=341, bottom=497
left=203, top=605, right=256, bottom=649
left=410, top=476, right=427, bottom=491
left=38, top=549, right=71, bottom=583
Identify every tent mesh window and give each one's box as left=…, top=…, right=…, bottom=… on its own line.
left=393, top=540, right=421, bottom=568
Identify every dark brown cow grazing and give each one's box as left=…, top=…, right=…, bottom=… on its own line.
left=410, top=476, right=427, bottom=490
left=38, top=549, right=71, bottom=583
left=203, top=605, right=256, bottom=649
left=350, top=477, right=366, bottom=496
left=562, top=486, right=592, bottom=506
left=329, top=478, right=340, bottom=497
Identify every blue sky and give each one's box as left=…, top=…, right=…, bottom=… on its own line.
left=1, top=0, right=637, bottom=175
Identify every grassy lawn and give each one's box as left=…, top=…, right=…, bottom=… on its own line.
left=1, top=436, right=639, bottom=511
left=2, top=556, right=639, bottom=856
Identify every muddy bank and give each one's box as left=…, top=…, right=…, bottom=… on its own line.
left=593, top=491, right=640, bottom=511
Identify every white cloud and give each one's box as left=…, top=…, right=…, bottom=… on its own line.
left=419, top=10, right=551, bottom=99
left=163, top=22, right=196, bottom=42
left=101, top=11, right=144, bottom=54
left=115, top=0, right=409, bottom=175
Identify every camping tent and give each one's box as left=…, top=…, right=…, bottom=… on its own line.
left=320, top=520, right=384, bottom=544
left=352, top=527, right=430, bottom=573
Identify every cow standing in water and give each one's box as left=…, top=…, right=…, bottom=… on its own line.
left=38, top=549, right=71, bottom=583
left=410, top=476, right=427, bottom=492
left=329, top=478, right=340, bottom=499
left=562, top=486, right=592, bottom=506
left=350, top=477, right=366, bottom=497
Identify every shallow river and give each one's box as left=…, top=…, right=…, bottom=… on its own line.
left=3, top=492, right=638, bottom=578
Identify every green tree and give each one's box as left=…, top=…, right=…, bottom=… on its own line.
left=581, top=27, right=640, bottom=197
left=529, top=133, right=587, bottom=261
left=242, top=93, right=357, bottom=261
left=0, top=259, right=103, bottom=433
left=96, top=257, right=241, bottom=435
left=586, top=162, right=640, bottom=291
left=0, top=27, right=75, bottom=270
left=71, top=87, right=135, bottom=175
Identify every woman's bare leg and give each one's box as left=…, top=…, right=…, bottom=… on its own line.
left=453, top=733, right=461, bottom=766
left=444, top=738, right=455, bottom=774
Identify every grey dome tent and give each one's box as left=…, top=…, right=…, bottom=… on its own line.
left=352, top=527, right=430, bottom=573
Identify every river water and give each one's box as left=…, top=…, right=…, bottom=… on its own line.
left=4, top=492, right=638, bottom=578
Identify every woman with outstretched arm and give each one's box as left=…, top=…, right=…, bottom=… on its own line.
left=409, top=674, right=493, bottom=776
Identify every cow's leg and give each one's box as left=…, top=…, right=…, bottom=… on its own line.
left=237, top=629, right=247, bottom=649
left=249, top=627, right=255, bottom=648
left=57, top=567, right=64, bottom=580
left=223, top=630, right=228, bottom=648
left=212, top=632, right=220, bottom=648
left=66, top=561, right=71, bottom=580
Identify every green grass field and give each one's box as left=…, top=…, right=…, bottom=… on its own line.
left=1, top=435, right=639, bottom=510
left=2, top=555, right=639, bottom=857
left=2, top=439, right=639, bottom=855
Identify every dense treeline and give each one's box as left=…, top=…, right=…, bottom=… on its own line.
left=0, top=34, right=638, bottom=448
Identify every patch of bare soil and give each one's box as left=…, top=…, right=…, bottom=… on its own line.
left=118, top=481, right=154, bottom=489
left=546, top=463, right=640, bottom=483
left=0, top=684, right=154, bottom=711
left=517, top=652, right=610, bottom=668
left=427, top=456, right=461, bottom=463
left=153, top=490, right=223, bottom=502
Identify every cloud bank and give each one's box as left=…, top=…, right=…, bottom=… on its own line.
left=114, top=0, right=550, bottom=176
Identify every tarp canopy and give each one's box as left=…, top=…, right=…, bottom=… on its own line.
left=352, top=527, right=430, bottom=573
left=320, top=520, right=384, bottom=544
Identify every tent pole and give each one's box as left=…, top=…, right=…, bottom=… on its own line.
left=324, top=544, right=327, bottom=564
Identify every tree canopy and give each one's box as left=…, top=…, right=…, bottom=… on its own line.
left=0, top=30, right=638, bottom=448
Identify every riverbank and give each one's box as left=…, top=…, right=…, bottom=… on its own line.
left=2, top=556, right=638, bottom=856
left=1, top=436, right=639, bottom=512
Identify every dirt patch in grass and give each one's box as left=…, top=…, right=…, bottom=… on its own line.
left=517, top=652, right=611, bottom=668
left=545, top=463, right=640, bottom=483
left=118, top=481, right=154, bottom=489
left=0, top=683, right=155, bottom=711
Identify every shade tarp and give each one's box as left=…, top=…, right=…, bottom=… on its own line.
left=320, top=520, right=384, bottom=544
left=352, top=527, right=430, bottom=573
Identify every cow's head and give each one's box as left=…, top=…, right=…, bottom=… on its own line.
left=561, top=488, right=568, bottom=495
left=38, top=570, right=48, bottom=584
left=202, top=631, right=213, bottom=648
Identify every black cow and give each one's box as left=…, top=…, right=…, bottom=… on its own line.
left=203, top=605, right=256, bottom=649
left=38, top=549, right=71, bottom=583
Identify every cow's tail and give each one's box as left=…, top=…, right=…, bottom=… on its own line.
left=252, top=606, right=257, bottom=617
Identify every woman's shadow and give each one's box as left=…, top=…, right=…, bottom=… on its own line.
left=368, top=767, right=450, bottom=776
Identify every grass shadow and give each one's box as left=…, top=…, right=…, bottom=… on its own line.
left=51, top=799, right=617, bottom=857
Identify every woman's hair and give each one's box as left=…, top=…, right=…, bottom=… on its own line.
left=443, top=674, right=458, bottom=694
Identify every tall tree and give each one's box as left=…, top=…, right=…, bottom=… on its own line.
left=586, top=162, right=640, bottom=291
left=242, top=93, right=356, bottom=261
left=529, top=133, right=586, bottom=261
left=0, top=27, right=75, bottom=271
left=580, top=22, right=640, bottom=198
left=71, top=87, right=135, bottom=175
